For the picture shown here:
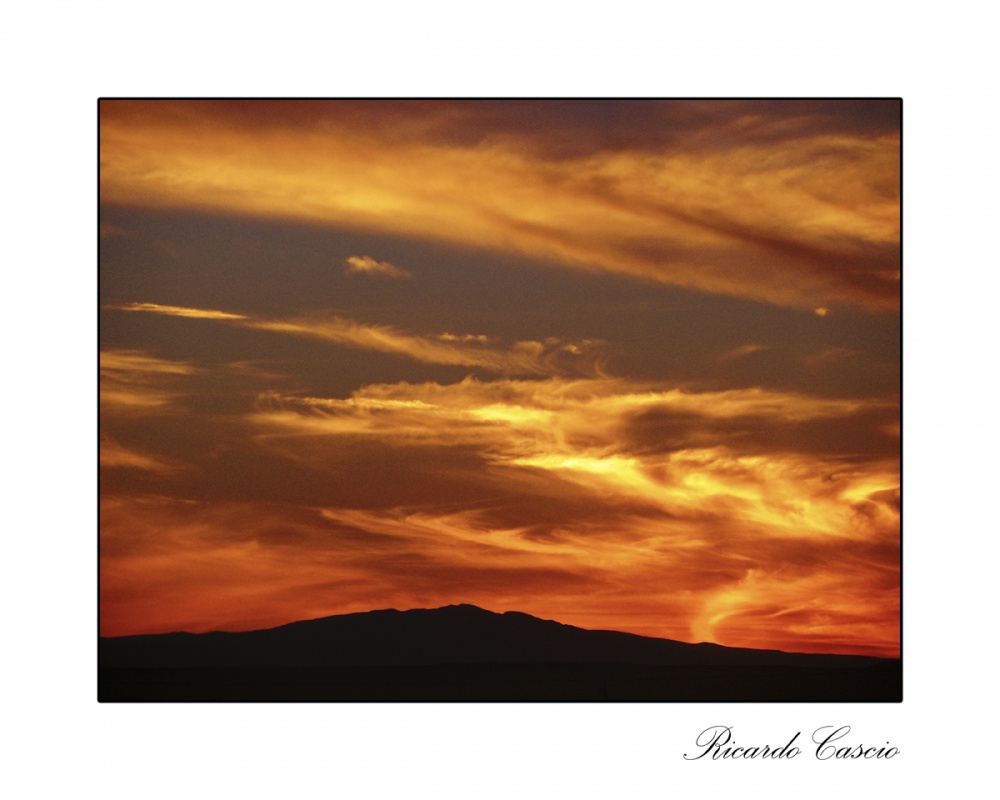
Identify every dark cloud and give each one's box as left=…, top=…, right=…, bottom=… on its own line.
left=112, top=99, right=898, bottom=161
left=624, top=404, right=900, bottom=461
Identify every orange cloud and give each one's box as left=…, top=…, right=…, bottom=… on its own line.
left=234, top=377, right=899, bottom=655
left=106, top=301, right=248, bottom=320
left=99, top=349, right=202, bottom=412
left=693, top=567, right=899, bottom=657
left=100, top=100, right=899, bottom=312
left=99, top=341, right=898, bottom=655
left=250, top=379, right=897, bottom=536
left=99, top=435, right=174, bottom=472
left=111, top=301, right=609, bottom=377
left=344, top=254, right=411, bottom=278
left=100, top=475, right=898, bottom=656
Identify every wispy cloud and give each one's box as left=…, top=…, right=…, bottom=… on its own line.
left=717, top=343, right=770, bottom=363
left=100, top=350, right=202, bottom=376
left=100, top=100, right=899, bottom=312
left=98, top=371, right=898, bottom=653
left=251, top=378, right=899, bottom=540
left=110, top=302, right=609, bottom=377
left=239, top=377, right=899, bottom=653
left=344, top=255, right=411, bottom=278
left=107, top=302, right=248, bottom=320
left=99, top=349, right=202, bottom=412
left=804, top=346, right=860, bottom=369
left=252, top=318, right=607, bottom=376
left=100, top=435, right=174, bottom=472
left=101, top=387, right=900, bottom=655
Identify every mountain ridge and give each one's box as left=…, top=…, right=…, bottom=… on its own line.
left=100, top=603, right=889, bottom=669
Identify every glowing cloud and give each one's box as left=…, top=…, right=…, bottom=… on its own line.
left=100, top=100, right=900, bottom=312
left=109, top=301, right=609, bottom=377
left=107, top=302, right=248, bottom=320
left=237, top=375, right=899, bottom=655
left=344, top=255, right=411, bottom=278
left=99, top=349, right=202, bottom=412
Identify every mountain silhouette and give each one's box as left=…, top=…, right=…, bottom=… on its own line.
left=101, top=603, right=891, bottom=669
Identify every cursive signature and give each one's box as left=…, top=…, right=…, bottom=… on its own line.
left=684, top=725, right=899, bottom=760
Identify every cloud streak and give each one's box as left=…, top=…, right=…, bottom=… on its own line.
left=99, top=349, right=203, bottom=412
left=111, top=301, right=610, bottom=377
left=99, top=435, right=174, bottom=472
left=249, top=378, right=898, bottom=524
left=100, top=100, right=899, bottom=312
left=106, top=302, right=248, bottom=320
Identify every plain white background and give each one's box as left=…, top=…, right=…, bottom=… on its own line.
left=3, top=2, right=990, bottom=796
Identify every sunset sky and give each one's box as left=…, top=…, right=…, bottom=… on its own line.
left=99, top=99, right=900, bottom=657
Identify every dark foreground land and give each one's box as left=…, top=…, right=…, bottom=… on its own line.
left=100, top=605, right=901, bottom=702
left=100, top=660, right=901, bottom=702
